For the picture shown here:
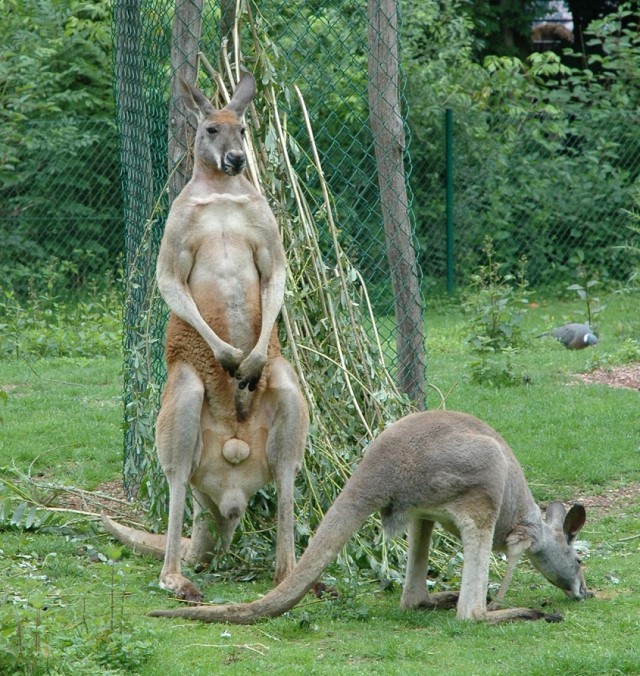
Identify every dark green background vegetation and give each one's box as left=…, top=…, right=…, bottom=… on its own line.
left=2, top=0, right=639, bottom=296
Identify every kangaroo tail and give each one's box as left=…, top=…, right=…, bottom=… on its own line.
left=148, top=483, right=379, bottom=624
left=101, top=513, right=190, bottom=562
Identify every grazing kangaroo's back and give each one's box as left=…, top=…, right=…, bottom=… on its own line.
left=150, top=410, right=589, bottom=624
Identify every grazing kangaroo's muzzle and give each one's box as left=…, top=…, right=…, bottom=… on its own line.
left=569, top=566, right=591, bottom=600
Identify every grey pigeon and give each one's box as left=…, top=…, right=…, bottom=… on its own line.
left=538, top=323, right=598, bottom=350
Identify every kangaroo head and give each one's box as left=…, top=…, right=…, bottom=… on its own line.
left=528, top=502, right=589, bottom=600
left=178, top=71, right=256, bottom=176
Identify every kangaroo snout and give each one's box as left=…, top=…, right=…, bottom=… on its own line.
left=223, top=150, right=246, bottom=175
left=565, top=585, right=592, bottom=601
left=567, top=568, right=591, bottom=600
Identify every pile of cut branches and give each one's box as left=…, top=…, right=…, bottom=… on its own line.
left=187, top=11, right=417, bottom=581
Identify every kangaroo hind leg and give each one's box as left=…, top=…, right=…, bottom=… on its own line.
left=265, top=357, right=309, bottom=583
left=156, top=361, right=205, bottom=602
left=456, top=521, right=494, bottom=621
left=458, top=518, right=549, bottom=624
left=401, top=518, right=459, bottom=611
left=185, top=488, right=216, bottom=569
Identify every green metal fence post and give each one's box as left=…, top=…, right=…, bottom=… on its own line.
left=445, top=107, right=454, bottom=294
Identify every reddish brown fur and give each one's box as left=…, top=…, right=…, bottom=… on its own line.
left=165, top=316, right=280, bottom=414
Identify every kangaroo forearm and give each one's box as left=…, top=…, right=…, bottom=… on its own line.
left=254, top=278, right=285, bottom=353
left=161, top=284, right=231, bottom=354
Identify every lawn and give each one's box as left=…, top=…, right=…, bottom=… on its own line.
left=1, top=289, right=639, bottom=674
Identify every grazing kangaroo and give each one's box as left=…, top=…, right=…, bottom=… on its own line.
left=103, top=72, right=308, bottom=602
left=149, top=410, right=590, bottom=624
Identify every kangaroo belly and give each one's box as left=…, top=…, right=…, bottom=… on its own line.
left=190, top=426, right=272, bottom=512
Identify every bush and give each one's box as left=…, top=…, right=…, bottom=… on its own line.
left=0, top=0, right=121, bottom=294
left=0, top=266, right=122, bottom=359
left=405, top=0, right=640, bottom=289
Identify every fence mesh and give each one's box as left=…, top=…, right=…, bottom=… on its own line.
left=412, top=108, right=640, bottom=292
left=2, top=108, right=635, bottom=304
left=0, top=119, right=122, bottom=295
left=113, top=0, right=426, bottom=502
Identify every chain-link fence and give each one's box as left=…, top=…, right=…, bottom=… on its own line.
left=4, top=2, right=639, bottom=524
left=114, top=0, right=427, bottom=500
left=412, top=108, right=640, bottom=292
left=0, top=119, right=122, bottom=295
left=2, top=108, right=636, bottom=303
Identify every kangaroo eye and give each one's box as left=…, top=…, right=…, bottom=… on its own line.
left=206, top=126, right=218, bottom=135
left=240, top=127, right=246, bottom=136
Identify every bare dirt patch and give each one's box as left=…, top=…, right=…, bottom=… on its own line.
left=569, top=362, right=640, bottom=515
left=48, top=479, right=142, bottom=524
left=570, top=483, right=640, bottom=518
left=577, top=362, right=640, bottom=391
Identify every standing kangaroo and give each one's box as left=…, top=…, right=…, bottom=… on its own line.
left=103, top=72, right=308, bottom=602
left=149, top=410, right=589, bottom=623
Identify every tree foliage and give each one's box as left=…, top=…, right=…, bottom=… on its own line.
left=0, top=0, right=113, bottom=174
left=404, top=0, right=640, bottom=288
left=0, top=0, right=119, bottom=294
left=459, top=0, right=627, bottom=59
left=2, top=0, right=638, bottom=296
left=462, top=0, right=547, bottom=58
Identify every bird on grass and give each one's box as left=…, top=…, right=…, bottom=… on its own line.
left=537, top=323, right=598, bottom=350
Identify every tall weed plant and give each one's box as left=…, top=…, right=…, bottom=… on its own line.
left=464, top=236, right=531, bottom=386
left=0, top=260, right=122, bottom=359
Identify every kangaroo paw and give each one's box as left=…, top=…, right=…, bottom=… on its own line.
left=484, top=607, right=560, bottom=623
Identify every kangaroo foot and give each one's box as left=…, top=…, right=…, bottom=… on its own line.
left=484, top=607, right=563, bottom=624
left=419, top=591, right=460, bottom=610
left=403, top=590, right=460, bottom=611
left=160, top=574, right=204, bottom=603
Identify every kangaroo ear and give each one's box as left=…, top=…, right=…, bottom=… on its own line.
left=177, top=76, right=215, bottom=120
left=563, top=503, right=586, bottom=543
left=225, top=71, right=256, bottom=116
left=545, top=501, right=567, bottom=530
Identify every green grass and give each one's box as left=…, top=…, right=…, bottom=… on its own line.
left=1, top=289, right=639, bottom=674
left=1, top=519, right=638, bottom=674
left=0, top=357, right=123, bottom=488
